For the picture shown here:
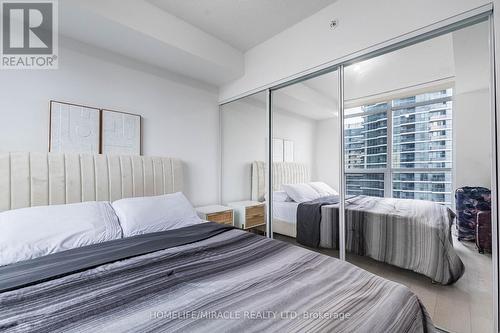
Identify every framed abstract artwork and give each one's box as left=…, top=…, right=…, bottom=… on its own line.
left=272, top=138, right=294, bottom=163
left=49, top=101, right=100, bottom=153
left=49, top=101, right=141, bottom=155
left=101, top=110, right=141, bottom=155
left=284, top=139, right=294, bottom=162
left=272, top=138, right=284, bottom=162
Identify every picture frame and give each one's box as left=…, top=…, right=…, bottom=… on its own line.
left=101, top=109, right=142, bottom=155
left=49, top=101, right=101, bottom=153
left=272, top=138, right=294, bottom=163
left=49, top=100, right=142, bottom=155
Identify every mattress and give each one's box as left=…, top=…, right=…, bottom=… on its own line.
left=0, top=222, right=434, bottom=332
left=272, top=201, right=298, bottom=238
left=272, top=201, right=299, bottom=224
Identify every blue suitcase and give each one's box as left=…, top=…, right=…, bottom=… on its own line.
left=455, top=187, right=491, bottom=241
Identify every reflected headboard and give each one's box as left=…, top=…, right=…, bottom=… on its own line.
left=0, top=152, right=183, bottom=212
left=251, top=161, right=310, bottom=202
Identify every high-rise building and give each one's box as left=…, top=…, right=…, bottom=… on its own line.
left=345, top=89, right=453, bottom=205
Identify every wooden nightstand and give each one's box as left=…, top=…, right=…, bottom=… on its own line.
left=196, top=205, right=233, bottom=225
left=227, top=201, right=265, bottom=230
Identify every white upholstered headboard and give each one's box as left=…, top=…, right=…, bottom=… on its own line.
left=0, top=152, right=183, bottom=212
left=251, top=161, right=310, bottom=202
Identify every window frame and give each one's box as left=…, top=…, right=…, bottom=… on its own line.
left=344, top=89, right=453, bottom=205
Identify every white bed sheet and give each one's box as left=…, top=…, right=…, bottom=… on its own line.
left=272, top=201, right=299, bottom=224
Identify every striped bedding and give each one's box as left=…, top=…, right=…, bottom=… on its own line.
left=319, top=195, right=464, bottom=285
left=0, top=224, right=434, bottom=332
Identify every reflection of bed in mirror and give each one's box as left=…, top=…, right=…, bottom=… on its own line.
left=252, top=161, right=465, bottom=284
left=251, top=161, right=310, bottom=238
left=272, top=201, right=299, bottom=237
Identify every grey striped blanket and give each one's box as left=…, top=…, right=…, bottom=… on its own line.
left=319, top=196, right=464, bottom=285
left=0, top=224, right=434, bottom=332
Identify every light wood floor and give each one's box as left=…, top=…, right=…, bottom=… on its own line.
left=274, top=233, right=493, bottom=333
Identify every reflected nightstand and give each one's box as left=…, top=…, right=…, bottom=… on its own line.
left=226, top=201, right=265, bottom=230
left=196, top=205, right=234, bottom=225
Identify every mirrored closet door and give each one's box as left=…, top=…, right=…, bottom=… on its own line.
left=270, top=70, right=341, bottom=258
left=220, top=91, right=268, bottom=234
left=342, top=18, right=495, bottom=333
left=219, top=13, right=496, bottom=333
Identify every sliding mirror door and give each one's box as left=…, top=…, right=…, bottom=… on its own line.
left=220, top=92, right=268, bottom=234
left=343, top=19, right=494, bottom=333
left=270, top=70, right=341, bottom=258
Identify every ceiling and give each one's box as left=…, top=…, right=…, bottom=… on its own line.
left=147, top=0, right=338, bottom=51
left=244, top=71, right=339, bottom=120
left=59, top=0, right=244, bottom=86
left=58, top=0, right=336, bottom=86
left=237, top=33, right=456, bottom=119
left=274, top=71, right=339, bottom=120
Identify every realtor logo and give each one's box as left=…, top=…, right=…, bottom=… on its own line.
left=1, top=0, right=58, bottom=69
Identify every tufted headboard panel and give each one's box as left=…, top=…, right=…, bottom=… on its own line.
left=251, top=161, right=310, bottom=202
left=0, top=152, right=183, bottom=212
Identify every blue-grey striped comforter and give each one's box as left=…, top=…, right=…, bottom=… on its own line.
left=319, top=196, right=464, bottom=285
left=0, top=223, right=434, bottom=332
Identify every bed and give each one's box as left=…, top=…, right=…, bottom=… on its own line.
left=252, top=161, right=465, bottom=285
left=0, top=153, right=435, bottom=332
left=272, top=200, right=299, bottom=237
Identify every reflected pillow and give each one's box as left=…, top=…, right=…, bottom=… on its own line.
left=282, top=183, right=322, bottom=203
left=309, top=182, right=339, bottom=197
left=0, top=202, right=122, bottom=266
left=112, top=192, right=202, bottom=237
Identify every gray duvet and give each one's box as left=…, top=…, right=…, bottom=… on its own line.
left=0, top=223, right=434, bottom=332
left=319, top=195, right=464, bottom=285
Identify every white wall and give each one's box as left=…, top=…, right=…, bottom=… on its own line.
left=220, top=0, right=490, bottom=102
left=221, top=95, right=267, bottom=203
left=314, top=117, right=340, bottom=191
left=273, top=111, right=316, bottom=176
left=0, top=40, right=220, bottom=206
left=221, top=96, right=317, bottom=203
left=453, top=21, right=493, bottom=189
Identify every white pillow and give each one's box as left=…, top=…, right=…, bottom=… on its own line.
left=264, top=191, right=291, bottom=202
left=0, top=202, right=122, bottom=266
left=112, top=192, right=202, bottom=237
left=282, top=183, right=322, bottom=203
left=309, top=182, right=339, bottom=197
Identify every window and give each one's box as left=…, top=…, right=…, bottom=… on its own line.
left=345, top=88, right=453, bottom=205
